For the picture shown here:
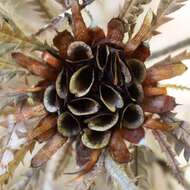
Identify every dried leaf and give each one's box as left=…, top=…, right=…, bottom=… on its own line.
left=150, top=0, right=187, bottom=36
left=68, top=153, right=104, bottom=190
left=12, top=52, right=59, bottom=80
left=27, top=0, right=61, bottom=20
left=0, top=12, right=42, bottom=52
left=128, top=146, right=155, bottom=190
left=161, top=112, right=190, bottom=161
left=0, top=143, right=35, bottom=184
left=125, top=10, right=153, bottom=53
left=142, top=95, right=176, bottom=113
left=144, top=61, right=187, bottom=84
left=144, top=87, right=167, bottom=96
left=27, top=114, right=57, bottom=142
left=54, top=140, right=73, bottom=179
left=109, top=130, right=132, bottom=163
left=31, top=134, right=66, bottom=168
left=143, top=114, right=174, bottom=131
left=153, top=130, right=190, bottom=189
left=119, top=0, right=152, bottom=25
left=105, top=154, right=138, bottom=190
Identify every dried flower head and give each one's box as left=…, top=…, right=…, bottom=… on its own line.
left=0, top=0, right=190, bottom=189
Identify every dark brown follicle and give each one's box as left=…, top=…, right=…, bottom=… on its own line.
left=142, top=95, right=176, bottom=113
left=121, top=127, right=145, bottom=144
left=107, top=18, right=125, bottom=42
left=53, top=30, right=74, bottom=58
left=12, top=52, right=58, bottom=80
left=71, top=1, right=89, bottom=43
left=109, top=130, right=132, bottom=163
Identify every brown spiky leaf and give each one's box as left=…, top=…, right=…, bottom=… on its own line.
left=109, top=130, right=132, bottom=163
left=153, top=130, right=190, bottom=189
left=161, top=112, right=190, bottom=161
left=0, top=143, right=35, bottom=185
left=128, top=146, right=155, bottom=190
left=54, top=140, right=73, bottom=179
left=12, top=52, right=59, bottom=80
left=119, top=0, right=152, bottom=25
left=27, top=114, right=57, bottom=142
left=125, top=10, right=153, bottom=53
left=150, top=0, right=188, bottom=36
left=68, top=153, right=104, bottom=190
left=142, top=95, right=176, bottom=113
left=144, top=61, right=187, bottom=84
left=31, top=134, right=67, bottom=168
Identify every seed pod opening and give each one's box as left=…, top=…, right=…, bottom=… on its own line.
left=69, top=65, right=94, bottom=97
left=57, top=112, right=81, bottom=137
left=43, top=85, right=57, bottom=113
left=127, top=82, right=144, bottom=102
left=100, top=84, right=124, bottom=112
left=56, top=69, right=68, bottom=99
left=85, top=112, right=119, bottom=131
left=127, top=59, right=146, bottom=83
left=121, top=104, right=144, bottom=129
left=117, top=55, right=132, bottom=84
left=82, top=130, right=111, bottom=149
left=68, top=98, right=100, bottom=116
left=96, top=45, right=109, bottom=70
left=67, top=41, right=93, bottom=61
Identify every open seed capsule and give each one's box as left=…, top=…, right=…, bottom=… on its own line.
left=121, top=104, right=144, bottom=129
left=127, top=82, right=144, bottom=102
left=43, top=85, right=57, bottom=113
left=85, top=112, right=119, bottom=131
left=56, top=69, right=68, bottom=99
left=96, top=45, right=109, bottom=70
left=67, top=41, right=93, bottom=61
left=57, top=112, right=81, bottom=137
left=127, top=59, right=146, bottom=83
left=68, top=98, right=100, bottom=116
left=100, top=84, right=124, bottom=112
left=69, top=65, right=94, bottom=97
left=82, top=130, right=111, bottom=149
left=117, top=56, right=132, bottom=84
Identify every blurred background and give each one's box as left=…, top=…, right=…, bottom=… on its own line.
left=0, top=0, right=190, bottom=189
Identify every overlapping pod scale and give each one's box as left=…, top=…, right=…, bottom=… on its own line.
left=57, top=112, right=81, bottom=137
left=100, top=84, right=124, bottom=112
left=112, top=54, right=120, bottom=85
left=85, top=112, right=119, bottom=131
left=67, top=41, right=93, bottom=61
left=43, top=85, right=57, bottom=113
left=127, top=82, right=144, bottom=102
left=121, top=104, right=144, bottom=129
left=96, top=44, right=109, bottom=70
left=82, top=130, right=111, bottom=149
left=68, top=98, right=100, bottom=116
left=69, top=65, right=94, bottom=97
left=56, top=69, right=68, bottom=99
left=127, top=59, right=146, bottom=83
left=117, top=55, right=132, bottom=84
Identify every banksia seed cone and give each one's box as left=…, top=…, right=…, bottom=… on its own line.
left=11, top=1, right=188, bottom=172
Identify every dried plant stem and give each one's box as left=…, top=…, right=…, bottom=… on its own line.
left=105, top=154, right=138, bottom=190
